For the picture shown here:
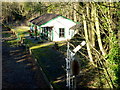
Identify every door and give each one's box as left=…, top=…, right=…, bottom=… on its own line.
left=47, top=27, right=53, bottom=41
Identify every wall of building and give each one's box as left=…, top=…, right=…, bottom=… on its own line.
left=41, top=16, right=76, bottom=41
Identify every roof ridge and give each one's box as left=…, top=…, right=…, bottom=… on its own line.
left=30, top=13, right=61, bottom=26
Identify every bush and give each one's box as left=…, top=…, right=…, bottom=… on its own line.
left=107, top=36, right=120, bottom=88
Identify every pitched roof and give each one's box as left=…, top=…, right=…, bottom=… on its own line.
left=30, top=13, right=60, bottom=26
left=70, top=24, right=81, bottom=30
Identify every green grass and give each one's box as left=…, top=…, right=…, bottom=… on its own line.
left=12, top=26, right=29, bottom=33
left=10, top=26, right=36, bottom=47
left=7, top=39, right=18, bottom=46
left=11, top=26, right=29, bottom=38
left=30, top=42, right=54, bottom=50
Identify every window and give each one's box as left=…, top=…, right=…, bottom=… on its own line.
left=59, top=28, right=65, bottom=38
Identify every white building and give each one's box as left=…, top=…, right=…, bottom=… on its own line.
left=30, top=13, right=78, bottom=41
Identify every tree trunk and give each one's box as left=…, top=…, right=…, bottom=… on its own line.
left=83, top=13, right=93, bottom=63
left=108, top=2, right=113, bottom=49
left=90, top=3, right=95, bottom=47
left=94, top=5, right=106, bottom=56
left=73, top=3, right=77, bottom=22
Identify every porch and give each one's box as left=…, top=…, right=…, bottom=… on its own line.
left=40, top=27, right=53, bottom=41
left=27, top=26, right=54, bottom=44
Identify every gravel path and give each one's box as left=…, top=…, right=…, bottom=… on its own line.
left=2, top=29, right=51, bottom=89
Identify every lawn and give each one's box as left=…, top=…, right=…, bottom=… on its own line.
left=10, top=26, right=40, bottom=47
left=12, top=26, right=29, bottom=36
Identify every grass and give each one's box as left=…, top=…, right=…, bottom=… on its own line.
left=7, top=40, right=19, bottom=46
left=30, top=41, right=67, bottom=50
left=30, top=42, right=54, bottom=50
left=10, top=26, right=38, bottom=47
left=11, top=26, right=29, bottom=38
left=12, top=26, right=29, bottom=33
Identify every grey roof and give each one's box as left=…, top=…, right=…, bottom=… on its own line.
left=30, top=13, right=60, bottom=26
